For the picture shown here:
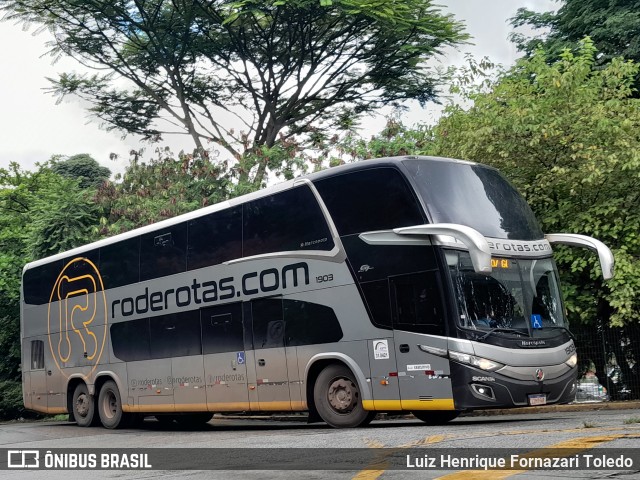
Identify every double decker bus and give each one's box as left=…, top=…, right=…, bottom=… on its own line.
left=21, top=156, right=614, bottom=429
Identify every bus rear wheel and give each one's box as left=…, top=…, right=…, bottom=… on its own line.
left=98, top=380, right=127, bottom=429
left=313, top=364, right=375, bottom=428
left=412, top=410, right=460, bottom=425
left=72, top=383, right=96, bottom=427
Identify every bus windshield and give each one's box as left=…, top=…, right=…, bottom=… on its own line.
left=446, top=251, right=566, bottom=333
left=403, top=159, right=543, bottom=241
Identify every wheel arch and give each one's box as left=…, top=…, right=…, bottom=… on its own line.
left=94, top=371, right=126, bottom=401
left=304, top=353, right=372, bottom=422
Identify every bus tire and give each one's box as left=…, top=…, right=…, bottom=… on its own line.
left=97, top=380, right=126, bottom=429
left=72, top=383, right=96, bottom=427
left=313, top=364, right=375, bottom=428
left=412, top=410, right=460, bottom=425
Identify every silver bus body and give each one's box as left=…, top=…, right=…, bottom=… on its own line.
left=20, top=156, right=613, bottom=428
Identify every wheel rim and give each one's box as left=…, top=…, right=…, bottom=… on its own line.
left=102, top=390, right=118, bottom=420
left=75, top=393, right=89, bottom=418
left=327, top=377, right=357, bottom=414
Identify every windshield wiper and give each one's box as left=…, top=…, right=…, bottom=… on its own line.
left=478, top=327, right=528, bottom=341
left=541, top=325, right=576, bottom=342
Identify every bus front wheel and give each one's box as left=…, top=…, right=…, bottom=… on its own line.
left=313, top=364, right=375, bottom=428
left=98, top=380, right=126, bottom=429
left=412, top=410, right=460, bottom=425
left=72, top=383, right=96, bottom=427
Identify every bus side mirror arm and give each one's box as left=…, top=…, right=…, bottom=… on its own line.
left=545, top=233, right=615, bottom=280
left=359, top=223, right=493, bottom=275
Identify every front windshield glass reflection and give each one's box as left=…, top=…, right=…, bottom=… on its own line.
left=403, top=159, right=543, bottom=240
left=447, top=251, right=566, bottom=334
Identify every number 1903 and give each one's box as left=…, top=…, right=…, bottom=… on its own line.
left=316, top=274, right=334, bottom=283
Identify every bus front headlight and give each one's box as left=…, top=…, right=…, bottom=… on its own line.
left=449, top=351, right=503, bottom=372
left=565, top=353, right=578, bottom=368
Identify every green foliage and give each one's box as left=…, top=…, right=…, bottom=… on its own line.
left=430, top=39, right=640, bottom=327
left=3, top=0, right=467, bottom=187
left=0, top=380, right=24, bottom=419
left=51, top=154, right=111, bottom=188
left=0, top=162, right=100, bottom=420
left=95, top=149, right=236, bottom=234
left=510, top=0, right=640, bottom=90
left=332, top=118, right=432, bottom=163
left=25, top=177, right=100, bottom=260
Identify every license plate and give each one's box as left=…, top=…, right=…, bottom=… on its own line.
left=528, top=394, right=547, bottom=406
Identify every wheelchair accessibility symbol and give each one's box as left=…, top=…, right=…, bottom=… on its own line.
left=530, top=314, right=543, bottom=329
left=237, top=351, right=245, bottom=365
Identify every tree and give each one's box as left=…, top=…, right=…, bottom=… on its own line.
left=51, top=154, right=111, bottom=188
left=3, top=0, right=467, bottom=187
left=26, top=177, right=101, bottom=260
left=510, top=0, right=640, bottom=88
left=426, top=40, right=640, bottom=396
left=95, top=148, right=235, bottom=235
left=0, top=163, right=99, bottom=418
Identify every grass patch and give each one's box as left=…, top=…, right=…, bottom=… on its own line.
left=583, top=420, right=597, bottom=428
left=623, top=417, right=640, bottom=425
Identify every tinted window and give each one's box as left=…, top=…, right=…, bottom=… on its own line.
left=31, top=340, right=44, bottom=370
left=251, top=298, right=285, bottom=349
left=314, top=168, right=424, bottom=236
left=243, top=186, right=334, bottom=257
left=53, top=253, right=103, bottom=303
left=404, top=159, right=543, bottom=240
left=188, top=207, right=242, bottom=270
left=140, top=224, right=187, bottom=281
left=392, top=271, right=446, bottom=335
left=340, top=236, right=437, bottom=283
left=100, top=237, right=140, bottom=289
left=23, top=261, right=63, bottom=305
left=149, top=312, right=201, bottom=358
left=201, top=303, right=244, bottom=354
left=360, top=280, right=392, bottom=329
left=62, top=250, right=101, bottom=282
left=283, top=300, right=343, bottom=346
left=110, top=318, right=150, bottom=362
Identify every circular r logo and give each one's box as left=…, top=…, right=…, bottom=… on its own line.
left=47, top=257, right=108, bottom=377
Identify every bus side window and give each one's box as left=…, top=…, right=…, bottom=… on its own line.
left=243, top=186, right=334, bottom=257
left=392, top=271, right=446, bottom=336
left=110, top=318, right=150, bottom=362
left=30, top=340, right=44, bottom=370
left=188, top=207, right=242, bottom=270
left=140, top=224, right=187, bottom=281
left=251, top=299, right=285, bottom=348
left=360, top=280, right=393, bottom=329
left=148, top=312, right=201, bottom=359
left=22, top=261, right=63, bottom=305
left=201, top=303, right=244, bottom=354
left=313, top=168, right=424, bottom=236
left=100, top=237, right=140, bottom=289
left=283, top=300, right=343, bottom=346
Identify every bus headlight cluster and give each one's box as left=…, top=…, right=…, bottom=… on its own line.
left=565, top=353, right=578, bottom=368
left=449, top=351, right=503, bottom=372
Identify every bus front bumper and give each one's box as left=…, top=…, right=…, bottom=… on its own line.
left=450, top=362, right=578, bottom=411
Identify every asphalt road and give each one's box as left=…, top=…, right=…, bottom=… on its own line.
left=1, top=409, right=640, bottom=479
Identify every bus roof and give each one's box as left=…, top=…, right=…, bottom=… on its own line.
left=23, top=155, right=481, bottom=271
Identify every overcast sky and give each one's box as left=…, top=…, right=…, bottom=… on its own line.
left=0, top=1, right=555, bottom=174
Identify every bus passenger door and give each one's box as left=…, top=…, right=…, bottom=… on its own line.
left=201, top=303, right=249, bottom=412
left=390, top=271, right=454, bottom=412
left=170, top=311, right=207, bottom=411
left=248, top=298, right=292, bottom=411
